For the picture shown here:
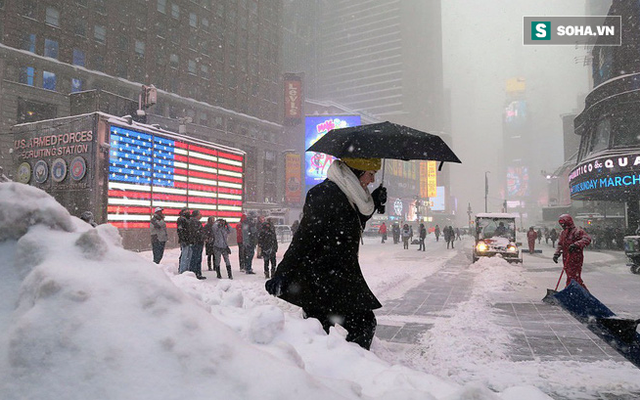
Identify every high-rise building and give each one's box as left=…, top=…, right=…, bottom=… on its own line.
left=0, top=0, right=285, bottom=208
left=282, top=0, right=452, bottom=224
left=315, top=0, right=445, bottom=133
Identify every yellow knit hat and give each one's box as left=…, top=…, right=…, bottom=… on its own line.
left=341, top=158, right=382, bottom=171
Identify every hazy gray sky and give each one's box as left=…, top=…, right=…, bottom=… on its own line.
left=442, top=0, right=596, bottom=225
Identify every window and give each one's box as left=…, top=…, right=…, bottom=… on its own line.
left=93, top=54, right=104, bottom=71
left=170, top=54, right=179, bottom=68
left=44, top=39, right=59, bottom=59
left=22, top=34, right=36, bottom=53
left=71, top=78, right=83, bottom=92
left=95, top=0, right=106, bottom=14
left=201, top=17, right=209, bottom=30
left=74, top=20, right=87, bottom=36
left=94, top=25, right=106, bottom=44
left=188, top=60, right=196, bottom=74
left=157, top=0, right=166, bottom=13
left=200, top=65, right=208, bottom=78
left=189, top=12, right=197, bottom=27
left=22, top=1, right=36, bottom=19
left=76, top=0, right=88, bottom=6
left=155, top=21, right=166, bottom=38
left=118, top=35, right=129, bottom=51
left=19, top=67, right=35, bottom=86
left=171, top=4, right=180, bottom=19
left=116, top=62, right=127, bottom=78
left=156, top=52, right=166, bottom=66
left=589, top=118, right=611, bottom=153
left=17, top=98, right=57, bottom=124
left=613, top=108, right=640, bottom=147
left=45, top=7, right=59, bottom=26
left=73, top=49, right=85, bottom=66
left=43, top=71, right=57, bottom=91
left=134, top=40, right=145, bottom=56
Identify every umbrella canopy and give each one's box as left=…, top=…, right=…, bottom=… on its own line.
left=306, top=121, right=462, bottom=166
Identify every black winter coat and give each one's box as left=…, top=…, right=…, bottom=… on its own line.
left=272, top=179, right=382, bottom=314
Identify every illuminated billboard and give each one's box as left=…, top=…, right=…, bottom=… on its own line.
left=506, top=166, right=529, bottom=197
left=304, top=115, right=361, bottom=189
left=107, top=125, right=244, bottom=228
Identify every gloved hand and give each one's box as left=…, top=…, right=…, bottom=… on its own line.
left=371, top=185, right=387, bottom=213
left=265, top=275, right=286, bottom=296
left=552, top=253, right=560, bottom=263
left=568, top=243, right=579, bottom=253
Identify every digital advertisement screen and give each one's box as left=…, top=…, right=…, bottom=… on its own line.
left=506, top=166, right=530, bottom=197
left=304, top=115, right=361, bottom=190
left=107, top=125, right=244, bottom=228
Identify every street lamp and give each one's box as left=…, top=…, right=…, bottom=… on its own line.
left=484, top=171, right=490, bottom=213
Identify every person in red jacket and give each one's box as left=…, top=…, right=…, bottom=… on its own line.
left=527, top=226, right=538, bottom=253
left=379, top=222, right=387, bottom=243
left=553, top=214, right=592, bottom=289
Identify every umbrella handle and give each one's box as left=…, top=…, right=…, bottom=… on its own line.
left=381, top=159, right=386, bottom=185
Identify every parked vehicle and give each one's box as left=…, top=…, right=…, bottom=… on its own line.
left=275, top=225, right=292, bottom=242
left=472, top=213, right=523, bottom=263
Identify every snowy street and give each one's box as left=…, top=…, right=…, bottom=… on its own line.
left=144, top=233, right=640, bottom=399
left=3, top=186, right=640, bottom=400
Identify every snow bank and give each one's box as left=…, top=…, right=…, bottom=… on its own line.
left=0, top=182, right=554, bottom=400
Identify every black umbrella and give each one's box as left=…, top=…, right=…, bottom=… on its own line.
left=306, top=121, right=462, bottom=170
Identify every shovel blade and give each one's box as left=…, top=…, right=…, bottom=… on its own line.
left=597, top=318, right=640, bottom=343
left=542, top=289, right=558, bottom=304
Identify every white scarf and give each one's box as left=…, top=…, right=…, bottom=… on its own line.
left=326, top=161, right=375, bottom=215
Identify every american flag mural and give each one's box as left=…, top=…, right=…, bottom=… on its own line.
left=107, top=125, right=244, bottom=228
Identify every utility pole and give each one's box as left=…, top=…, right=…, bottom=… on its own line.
left=484, top=171, right=490, bottom=212
left=467, top=203, right=473, bottom=227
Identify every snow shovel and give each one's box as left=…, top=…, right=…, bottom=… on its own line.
left=542, top=267, right=565, bottom=304
left=596, top=318, right=640, bottom=343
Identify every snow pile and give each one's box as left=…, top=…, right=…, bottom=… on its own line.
left=0, top=182, right=553, bottom=400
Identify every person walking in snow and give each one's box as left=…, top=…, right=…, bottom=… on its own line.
left=236, top=215, right=246, bottom=271
left=444, top=226, right=455, bottom=249
left=206, top=217, right=233, bottom=279
left=401, top=223, right=411, bottom=249
left=177, top=207, right=192, bottom=274
left=537, top=228, right=543, bottom=244
left=527, top=226, right=538, bottom=254
left=553, top=214, right=591, bottom=289
left=242, top=212, right=259, bottom=274
left=434, top=224, right=441, bottom=242
left=265, top=157, right=387, bottom=350
left=549, top=228, right=559, bottom=248
left=379, top=222, right=387, bottom=243
left=150, top=207, right=168, bottom=264
left=188, top=210, right=206, bottom=280
left=418, top=223, right=426, bottom=251
left=258, top=219, right=278, bottom=278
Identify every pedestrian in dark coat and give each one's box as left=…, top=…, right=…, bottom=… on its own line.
left=553, top=214, right=591, bottom=289
left=242, top=213, right=258, bottom=274
left=236, top=215, right=245, bottom=271
left=434, top=225, right=441, bottom=242
left=549, top=228, right=559, bottom=248
left=150, top=207, right=168, bottom=264
left=444, top=226, right=455, bottom=249
left=418, top=223, right=426, bottom=251
left=265, top=157, right=387, bottom=350
left=188, top=210, right=206, bottom=280
left=258, top=220, right=278, bottom=278
left=177, top=208, right=192, bottom=274
left=537, top=228, right=543, bottom=244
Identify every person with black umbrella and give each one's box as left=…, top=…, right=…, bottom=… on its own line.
left=265, top=157, right=387, bottom=350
